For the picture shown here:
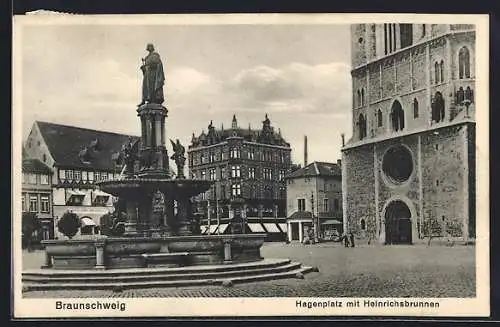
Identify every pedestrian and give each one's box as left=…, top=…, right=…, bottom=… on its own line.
left=349, top=232, right=355, bottom=248
left=343, top=232, right=349, bottom=248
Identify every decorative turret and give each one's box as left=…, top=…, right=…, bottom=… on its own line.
left=231, top=114, right=238, bottom=129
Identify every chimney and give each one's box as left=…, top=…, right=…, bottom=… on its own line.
left=304, top=135, right=308, bottom=167
left=341, top=133, right=345, bottom=147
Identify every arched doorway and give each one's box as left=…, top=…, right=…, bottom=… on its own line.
left=384, top=200, right=412, bottom=244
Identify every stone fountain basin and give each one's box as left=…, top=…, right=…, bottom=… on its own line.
left=166, top=234, right=267, bottom=265
left=42, top=237, right=163, bottom=269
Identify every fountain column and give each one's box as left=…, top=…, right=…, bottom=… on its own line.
left=177, top=197, right=193, bottom=236
left=137, top=103, right=169, bottom=178
left=124, top=200, right=140, bottom=236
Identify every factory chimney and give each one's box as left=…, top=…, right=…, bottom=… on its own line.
left=304, top=135, right=308, bottom=167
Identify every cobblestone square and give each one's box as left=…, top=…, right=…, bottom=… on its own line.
left=22, top=242, right=475, bottom=298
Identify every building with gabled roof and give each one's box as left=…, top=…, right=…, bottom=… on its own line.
left=285, top=160, right=343, bottom=243
left=23, top=121, right=139, bottom=238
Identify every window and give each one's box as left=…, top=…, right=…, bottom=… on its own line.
left=248, top=167, right=256, bottom=179
left=279, top=187, right=286, bottom=199
left=28, top=173, right=37, bottom=184
left=201, top=170, right=206, bottom=180
left=21, top=194, right=26, bottom=211
left=436, top=180, right=440, bottom=187
left=263, top=168, right=273, bottom=180
left=230, top=148, right=241, bottom=158
left=59, top=169, right=66, bottom=180
left=377, top=109, right=383, bottom=127
left=40, top=195, right=50, bottom=213
left=356, top=90, right=361, bottom=107
left=390, top=100, right=405, bottom=131
left=100, top=172, right=108, bottom=181
left=231, top=183, right=241, bottom=196
left=248, top=148, right=255, bottom=160
left=358, top=114, right=367, bottom=139
left=231, top=165, right=241, bottom=178
left=209, top=168, right=216, bottom=181
left=40, top=174, right=49, bottom=185
left=334, top=199, right=340, bottom=211
left=323, top=199, right=329, bottom=212
left=422, top=24, right=426, bottom=37
left=220, top=167, right=226, bottom=180
left=361, top=88, right=365, bottom=106
left=22, top=173, right=27, bottom=184
left=42, top=154, right=47, bottom=162
left=431, top=92, right=445, bottom=123
left=458, top=46, right=471, bottom=79
left=82, top=171, right=88, bottom=181
left=439, top=60, right=444, bottom=82
left=434, top=62, right=440, bottom=84
left=66, top=170, right=74, bottom=181
left=279, top=169, right=286, bottom=181
left=93, top=196, right=109, bottom=206
left=298, top=198, right=306, bottom=211
left=74, top=170, right=82, bottom=182
left=67, top=195, right=84, bottom=206
left=209, top=152, right=216, bottom=163
left=88, top=171, right=94, bottom=182
left=29, top=195, right=38, bottom=212
left=413, top=98, right=419, bottom=118
left=399, top=24, right=413, bottom=48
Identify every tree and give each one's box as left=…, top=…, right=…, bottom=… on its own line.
left=423, top=217, right=442, bottom=246
left=99, top=212, right=126, bottom=237
left=22, top=212, right=41, bottom=250
left=57, top=211, right=81, bottom=239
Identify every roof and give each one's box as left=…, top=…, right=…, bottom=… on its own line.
left=286, top=161, right=341, bottom=179
left=35, top=121, right=139, bottom=171
left=190, top=114, right=290, bottom=149
left=22, top=158, right=52, bottom=174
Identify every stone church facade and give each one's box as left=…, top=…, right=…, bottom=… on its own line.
left=342, top=24, right=476, bottom=244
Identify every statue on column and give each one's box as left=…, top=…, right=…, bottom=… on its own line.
left=170, top=139, right=186, bottom=179
left=139, top=43, right=165, bottom=106
left=115, top=138, right=139, bottom=176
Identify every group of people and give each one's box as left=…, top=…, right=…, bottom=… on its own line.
left=341, top=232, right=356, bottom=248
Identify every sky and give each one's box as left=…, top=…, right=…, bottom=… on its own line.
left=20, top=23, right=352, bottom=165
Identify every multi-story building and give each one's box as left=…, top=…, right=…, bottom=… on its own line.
left=23, top=121, right=139, bottom=238
left=342, top=24, right=476, bottom=244
left=188, top=114, right=291, bottom=239
left=22, top=157, right=53, bottom=240
left=286, top=161, right=342, bottom=243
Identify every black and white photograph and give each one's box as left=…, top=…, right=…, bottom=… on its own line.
left=12, top=13, right=489, bottom=318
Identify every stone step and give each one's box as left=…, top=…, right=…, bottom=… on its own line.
left=22, top=265, right=315, bottom=291
left=23, top=258, right=291, bottom=278
left=23, top=262, right=302, bottom=284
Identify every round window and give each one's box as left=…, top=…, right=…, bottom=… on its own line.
left=382, top=145, right=414, bottom=184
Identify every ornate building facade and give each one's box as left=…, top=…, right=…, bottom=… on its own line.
left=342, top=24, right=476, bottom=244
left=188, top=114, right=291, bottom=239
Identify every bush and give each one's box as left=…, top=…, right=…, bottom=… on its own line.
left=99, top=212, right=126, bottom=237
left=22, top=212, right=41, bottom=249
left=57, top=211, right=81, bottom=239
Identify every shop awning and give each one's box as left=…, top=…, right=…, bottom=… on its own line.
left=321, top=219, right=342, bottom=225
left=278, top=223, right=288, bottom=232
left=263, top=223, right=281, bottom=233
left=81, top=217, right=97, bottom=227
left=67, top=190, right=86, bottom=196
left=93, top=190, right=110, bottom=197
left=207, top=225, right=219, bottom=234
left=247, top=223, right=266, bottom=233
left=218, top=224, right=229, bottom=234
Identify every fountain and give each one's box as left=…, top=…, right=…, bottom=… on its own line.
left=22, top=44, right=316, bottom=291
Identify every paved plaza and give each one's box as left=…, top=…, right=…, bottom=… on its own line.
left=22, top=242, right=475, bottom=298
